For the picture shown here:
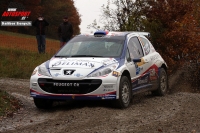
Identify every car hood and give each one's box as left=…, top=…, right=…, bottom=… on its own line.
left=47, top=57, right=119, bottom=79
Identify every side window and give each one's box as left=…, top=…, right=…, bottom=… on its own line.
left=128, top=37, right=144, bottom=59
left=140, top=37, right=150, bottom=55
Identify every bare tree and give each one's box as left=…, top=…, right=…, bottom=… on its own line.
left=87, top=0, right=148, bottom=31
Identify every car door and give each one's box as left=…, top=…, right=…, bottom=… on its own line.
left=127, top=36, right=152, bottom=93
left=139, top=36, right=159, bottom=90
left=125, top=48, right=136, bottom=78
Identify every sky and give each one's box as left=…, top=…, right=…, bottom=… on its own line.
left=73, top=0, right=109, bottom=33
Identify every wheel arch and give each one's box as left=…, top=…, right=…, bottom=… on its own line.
left=161, top=63, right=167, bottom=73
left=115, top=70, right=132, bottom=108
left=121, top=70, right=132, bottom=97
left=161, top=63, right=169, bottom=92
left=121, top=70, right=131, bottom=83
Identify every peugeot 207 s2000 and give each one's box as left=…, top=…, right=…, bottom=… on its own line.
left=30, top=31, right=168, bottom=109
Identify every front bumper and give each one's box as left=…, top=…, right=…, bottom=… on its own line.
left=30, top=75, right=119, bottom=100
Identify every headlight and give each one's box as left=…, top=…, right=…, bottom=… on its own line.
left=31, top=70, right=37, bottom=76
left=87, top=63, right=118, bottom=77
left=38, top=63, right=51, bottom=77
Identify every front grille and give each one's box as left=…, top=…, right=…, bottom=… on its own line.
left=38, top=78, right=102, bottom=94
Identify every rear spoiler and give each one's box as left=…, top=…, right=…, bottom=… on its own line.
left=127, top=31, right=150, bottom=38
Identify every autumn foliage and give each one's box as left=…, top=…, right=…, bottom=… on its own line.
left=145, top=0, right=200, bottom=74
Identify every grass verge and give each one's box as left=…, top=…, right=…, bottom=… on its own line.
left=0, top=47, right=54, bottom=79
left=0, top=41, right=55, bottom=117
left=0, top=90, right=22, bottom=118
left=0, top=30, right=59, bottom=117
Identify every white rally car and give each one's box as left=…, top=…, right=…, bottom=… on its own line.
left=30, top=31, right=168, bottom=109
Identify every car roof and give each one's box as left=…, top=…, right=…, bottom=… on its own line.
left=79, top=31, right=150, bottom=38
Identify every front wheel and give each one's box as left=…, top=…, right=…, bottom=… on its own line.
left=115, top=76, right=132, bottom=109
left=152, top=68, right=168, bottom=96
left=34, top=98, right=53, bottom=109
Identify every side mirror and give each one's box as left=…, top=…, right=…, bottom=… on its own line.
left=133, top=59, right=141, bottom=63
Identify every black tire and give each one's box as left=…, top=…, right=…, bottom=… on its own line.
left=34, top=98, right=53, bottom=109
left=152, top=68, right=168, bottom=96
left=115, top=76, right=132, bottom=109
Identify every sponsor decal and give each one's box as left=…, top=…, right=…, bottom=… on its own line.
left=51, top=58, right=118, bottom=68
left=102, top=96, right=116, bottom=99
left=112, top=71, right=120, bottom=77
left=103, top=85, right=113, bottom=88
left=52, top=60, right=95, bottom=68
left=53, top=83, right=79, bottom=87
left=149, top=68, right=158, bottom=80
left=103, top=85, right=114, bottom=91
left=149, top=69, right=156, bottom=76
left=132, top=75, right=149, bottom=87
left=74, top=73, right=83, bottom=77
left=54, top=73, right=61, bottom=77
left=138, top=76, right=148, bottom=84
left=150, top=54, right=160, bottom=61
left=101, top=58, right=118, bottom=66
left=103, top=88, right=114, bottom=92
left=136, top=67, right=143, bottom=75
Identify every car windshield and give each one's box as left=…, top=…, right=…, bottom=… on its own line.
left=55, top=36, right=125, bottom=57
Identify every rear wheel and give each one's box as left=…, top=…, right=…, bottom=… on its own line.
left=115, top=76, right=132, bottom=109
left=34, top=98, right=53, bottom=109
left=152, top=68, right=168, bottom=96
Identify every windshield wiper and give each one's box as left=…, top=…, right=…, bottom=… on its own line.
left=71, top=55, right=103, bottom=57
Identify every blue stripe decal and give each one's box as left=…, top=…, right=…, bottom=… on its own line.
left=45, top=60, right=50, bottom=69
left=132, top=84, right=153, bottom=94
left=30, top=93, right=116, bottom=100
left=86, top=65, right=105, bottom=76
left=114, top=58, right=124, bottom=69
left=45, top=60, right=52, bottom=76
left=115, top=36, right=128, bottom=69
